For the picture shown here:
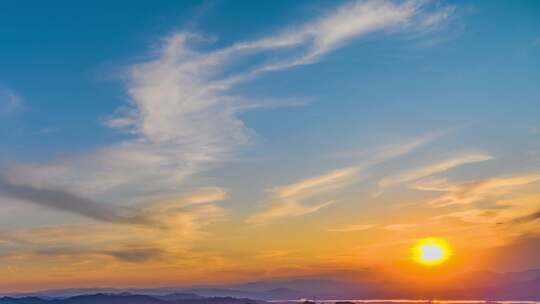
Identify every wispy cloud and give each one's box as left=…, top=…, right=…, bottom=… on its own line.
left=247, top=167, right=358, bottom=224
left=249, top=132, right=446, bottom=224
left=433, top=209, right=502, bottom=224
left=34, top=246, right=166, bottom=263
left=413, top=174, right=540, bottom=207
left=328, top=222, right=418, bottom=233
left=430, top=190, right=540, bottom=230
left=0, top=86, right=21, bottom=114
left=213, top=0, right=451, bottom=73
left=512, top=210, right=540, bottom=224
left=0, top=176, right=150, bottom=226
left=6, top=0, right=454, bottom=207
left=0, top=188, right=229, bottom=267
left=0, top=174, right=228, bottom=232
left=383, top=223, right=417, bottom=231
left=378, top=153, right=493, bottom=188
left=328, top=224, right=376, bottom=232
left=328, top=131, right=442, bottom=161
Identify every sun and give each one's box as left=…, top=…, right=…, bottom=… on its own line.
left=412, top=238, right=451, bottom=266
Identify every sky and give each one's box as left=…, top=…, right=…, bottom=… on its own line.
left=0, top=0, right=540, bottom=293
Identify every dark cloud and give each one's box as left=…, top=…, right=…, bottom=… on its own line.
left=104, top=248, right=165, bottom=262
left=0, top=177, right=152, bottom=226
left=512, top=210, right=540, bottom=224
left=35, top=247, right=165, bottom=263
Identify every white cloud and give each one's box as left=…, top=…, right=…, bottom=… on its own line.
left=413, top=174, right=540, bottom=207
left=247, top=167, right=358, bottom=224
left=328, top=131, right=443, bottom=166
left=5, top=0, right=454, bottom=206
left=378, top=153, right=493, bottom=188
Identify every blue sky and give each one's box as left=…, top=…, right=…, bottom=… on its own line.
left=0, top=0, right=540, bottom=291
left=1, top=0, right=539, bottom=161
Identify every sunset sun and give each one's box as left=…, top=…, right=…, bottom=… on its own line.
left=412, top=238, right=451, bottom=266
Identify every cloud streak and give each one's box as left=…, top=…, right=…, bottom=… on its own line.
left=249, top=132, right=447, bottom=224
left=328, top=224, right=376, bottom=232
left=247, top=167, right=358, bottom=223
left=0, top=176, right=228, bottom=228
left=34, top=247, right=165, bottom=263
left=0, top=177, right=150, bottom=225
left=379, top=153, right=493, bottom=188
left=415, top=174, right=540, bottom=207
left=512, top=210, right=540, bottom=224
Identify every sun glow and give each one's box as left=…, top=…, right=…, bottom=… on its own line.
left=412, top=238, right=451, bottom=266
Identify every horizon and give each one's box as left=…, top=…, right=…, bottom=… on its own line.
left=4, top=266, right=540, bottom=294
left=3, top=267, right=540, bottom=295
left=0, top=0, right=539, bottom=295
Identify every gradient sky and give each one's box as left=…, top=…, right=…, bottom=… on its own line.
left=1, top=0, right=540, bottom=293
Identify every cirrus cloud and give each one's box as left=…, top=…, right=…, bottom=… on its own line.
left=6, top=0, right=455, bottom=207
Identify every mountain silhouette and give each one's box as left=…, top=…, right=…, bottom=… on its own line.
left=3, top=268, right=540, bottom=301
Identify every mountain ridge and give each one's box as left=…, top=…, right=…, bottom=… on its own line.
left=3, top=268, right=540, bottom=300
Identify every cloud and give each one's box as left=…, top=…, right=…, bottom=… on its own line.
left=247, top=194, right=342, bottom=225
left=0, top=175, right=228, bottom=230
left=433, top=209, right=504, bottom=224
left=329, top=222, right=421, bottom=233
left=383, top=223, right=416, bottom=231
left=0, top=86, right=21, bottom=114
left=247, top=167, right=358, bottom=223
left=248, top=132, right=446, bottom=224
left=378, top=153, right=493, bottom=188
left=413, top=174, right=540, bottom=207
left=0, top=189, right=228, bottom=265
left=137, top=189, right=228, bottom=235
left=328, top=129, right=443, bottom=161
left=6, top=0, right=454, bottom=206
left=0, top=176, right=150, bottom=226
left=36, top=127, right=59, bottom=135
left=2, top=193, right=227, bottom=245
left=362, top=132, right=443, bottom=166
left=180, top=187, right=228, bottom=204
left=104, top=247, right=165, bottom=262
left=512, top=210, right=540, bottom=224
left=274, top=167, right=359, bottom=199
left=328, top=224, right=376, bottom=232
left=0, top=231, right=30, bottom=245
left=217, top=0, right=450, bottom=73
left=34, top=247, right=165, bottom=263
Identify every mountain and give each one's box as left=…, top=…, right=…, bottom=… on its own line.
left=155, top=294, right=203, bottom=301
left=182, top=288, right=305, bottom=300
left=0, top=294, right=264, bottom=304
left=183, top=269, right=540, bottom=300
left=4, top=268, right=540, bottom=301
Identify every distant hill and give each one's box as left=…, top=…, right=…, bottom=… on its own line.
left=3, top=268, right=540, bottom=301
left=181, top=287, right=305, bottom=300
left=0, top=294, right=264, bottom=304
